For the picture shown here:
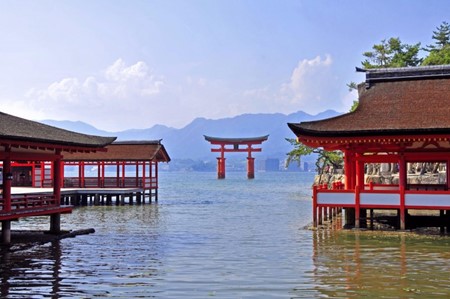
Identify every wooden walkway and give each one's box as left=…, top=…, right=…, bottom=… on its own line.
left=11, top=187, right=157, bottom=206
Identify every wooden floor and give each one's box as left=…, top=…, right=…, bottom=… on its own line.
left=11, top=187, right=157, bottom=206
left=12, top=187, right=142, bottom=195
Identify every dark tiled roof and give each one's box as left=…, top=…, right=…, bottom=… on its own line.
left=0, top=111, right=116, bottom=148
left=63, top=140, right=171, bottom=162
left=204, top=135, right=269, bottom=143
left=289, top=66, right=450, bottom=138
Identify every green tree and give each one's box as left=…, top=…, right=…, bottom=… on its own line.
left=425, top=21, right=450, bottom=52
left=285, top=138, right=343, bottom=175
left=422, top=21, right=450, bottom=65
left=362, top=37, right=422, bottom=69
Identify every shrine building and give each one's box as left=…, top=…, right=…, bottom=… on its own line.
left=0, top=111, right=116, bottom=244
left=62, top=140, right=170, bottom=202
left=288, top=65, right=450, bottom=231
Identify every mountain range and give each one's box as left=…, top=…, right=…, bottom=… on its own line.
left=41, top=110, right=341, bottom=161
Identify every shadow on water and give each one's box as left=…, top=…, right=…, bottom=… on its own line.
left=1, top=241, right=64, bottom=298
left=305, top=229, right=450, bottom=298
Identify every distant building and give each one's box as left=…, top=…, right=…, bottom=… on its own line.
left=265, top=158, right=280, bottom=171
left=303, top=162, right=309, bottom=172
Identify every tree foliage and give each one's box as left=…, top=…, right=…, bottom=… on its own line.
left=422, top=21, right=450, bottom=65
left=361, top=37, right=422, bottom=69
left=362, top=22, right=450, bottom=68
left=425, top=21, right=450, bottom=52
left=285, top=138, right=343, bottom=174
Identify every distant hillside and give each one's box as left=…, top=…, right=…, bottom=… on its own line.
left=40, top=110, right=341, bottom=160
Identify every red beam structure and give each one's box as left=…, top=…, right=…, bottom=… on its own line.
left=204, top=135, right=269, bottom=179
left=0, top=111, right=116, bottom=244
left=62, top=140, right=170, bottom=201
left=289, top=65, right=450, bottom=231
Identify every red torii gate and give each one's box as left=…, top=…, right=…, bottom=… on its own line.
left=204, top=135, right=269, bottom=179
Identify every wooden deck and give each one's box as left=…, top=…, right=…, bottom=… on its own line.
left=10, top=186, right=156, bottom=207
left=313, top=183, right=450, bottom=230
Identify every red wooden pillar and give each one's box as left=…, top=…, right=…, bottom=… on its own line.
left=1, top=154, right=11, bottom=244
left=247, top=157, right=255, bottom=179
left=217, top=157, right=226, bottom=179
left=50, top=150, right=62, bottom=234
left=312, top=185, right=318, bottom=227
left=80, top=161, right=85, bottom=188
left=101, top=161, right=105, bottom=187
left=154, top=162, right=159, bottom=201
left=142, top=161, right=147, bottom=189
left=53, top=150, right=62, bottom=205
left=121, top=162, right=126, bottom=187
left=399, top=154, right=406, bottom=230
left=447, top=159, right=450, bottom=191
left=3, top=146, right=12, bottom=212
left=354, top=154, right=364, bottom=229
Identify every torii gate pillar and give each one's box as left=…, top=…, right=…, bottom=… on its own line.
left=217, top=157, right=226, bottom=179
left=247, top=157, right=255, bottom=179
left=204, top=135, right=269, bottom=179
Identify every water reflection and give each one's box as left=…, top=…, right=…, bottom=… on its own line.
left=0, top=205, right=164, bottom=298
left=1, top=242, right=63, bottom=298
left=311, top=229, right=450, bottom=298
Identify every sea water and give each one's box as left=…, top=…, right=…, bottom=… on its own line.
left=1, top=171, right=450, bottom=298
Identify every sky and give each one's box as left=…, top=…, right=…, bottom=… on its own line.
left=0, top=0, right=449, bottom=131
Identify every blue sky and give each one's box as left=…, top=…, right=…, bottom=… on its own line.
left=0, top=0, right=448, bottom=131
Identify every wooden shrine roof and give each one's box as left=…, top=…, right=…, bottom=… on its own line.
left=0, top=111, right=116, bottom=152
left=63, top=140, right=171, bottom=162
left=288, top=65, right=450, bottom=139
left=204, top=135, right=269, bottom=144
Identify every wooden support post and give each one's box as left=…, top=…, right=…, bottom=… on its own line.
left=399, top=154, right=406, bottom=230
left=445, top=210, right=450, bottom=234
left=136, top=192, right=142, bottom=204
left=318, top=206, right=323, bottom=226
left=355, top=189, right=360, bottom=229
left=50, top=214, right=61, bottom=234
left=2, top=221, right=11, bottom=244
left=94, top=194, right=100, bottom=205
left=247, top=157, right=255, bottom=179
left=217, top=157, right=226, bottom=179
left=370, top=209, right=374, bottom=230
left=312, top=186, right=318, bottom=227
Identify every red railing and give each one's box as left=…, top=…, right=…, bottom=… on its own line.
left=0, top=194, right=57, bottom=214
left=63, top=177, right=158, bottom=189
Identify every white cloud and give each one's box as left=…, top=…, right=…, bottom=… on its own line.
left=240, top=55, right=353, bottom=116
left=279, top=54, right=340, bottom=113
left=10, top=55, right=355, bottom=132
left=24, top=59, right=167, bottom=130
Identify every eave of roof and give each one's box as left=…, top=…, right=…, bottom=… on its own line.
left=63, top=140, right=171, bottom=162
left=0, top=111, right=116, bottom=149
left=204, top=135, right=269, bottom=143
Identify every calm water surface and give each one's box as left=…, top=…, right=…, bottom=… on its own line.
left=2, top=172, right=450, bottom=298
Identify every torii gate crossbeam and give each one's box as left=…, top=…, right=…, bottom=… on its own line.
left=204, top=135, right=269, bottom=179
